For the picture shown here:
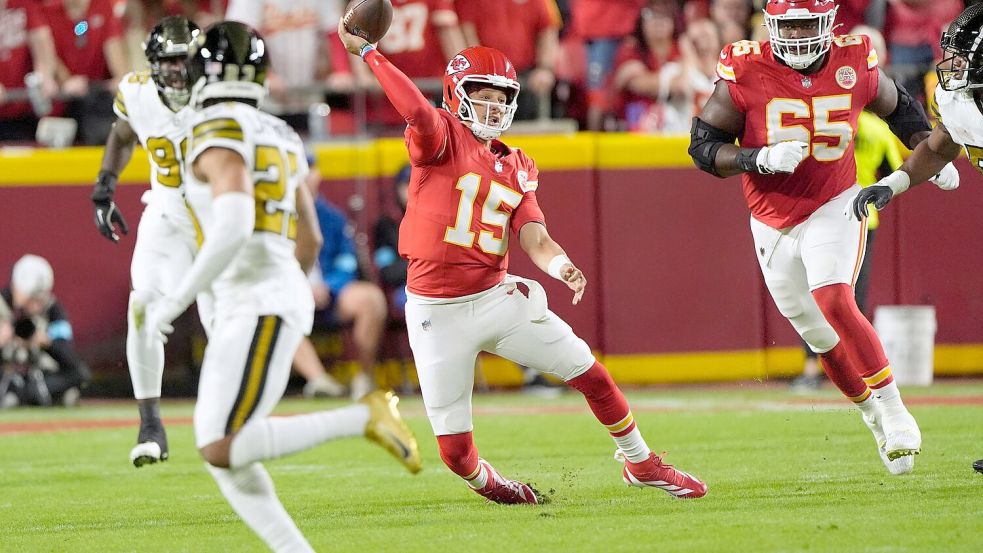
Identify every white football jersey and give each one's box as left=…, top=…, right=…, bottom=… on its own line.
left=184, top=101, right=314, bottom=333
left=114, top=70, right=197, bottom=238
left=934, top=84, right=983, bottom=174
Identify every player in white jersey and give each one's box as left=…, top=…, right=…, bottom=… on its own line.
left=142, top=22, right=421, bottom=551
left=849, top=5, right=980, bottom=218
left=90, top=16, right=203, bottom=468
left=851, top=6, right=977, bottom=472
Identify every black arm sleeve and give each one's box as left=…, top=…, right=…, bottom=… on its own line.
left=689, top=117, right=762, bottom=177
left=689, top=117, right=733, bottom=177
left=883, top=80, right=932, bottom=149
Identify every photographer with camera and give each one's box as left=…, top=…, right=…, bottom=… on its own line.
left=0, top=255, right=90, bottom=408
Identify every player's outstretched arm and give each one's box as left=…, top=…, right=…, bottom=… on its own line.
left=518, top=223, right=586, bottom=305
left=294, top=180, right=323, bottom=275
left=851, top=123, right=963, bottom=220
left=145, top=148, right=255, bottom=341
left=690, top=81, right=806, bottom=177
left=91, top=118, right=138, bottom=242
left=338, top=20, right=445, bottom=164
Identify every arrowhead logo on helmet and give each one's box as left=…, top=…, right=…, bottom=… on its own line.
left=441, top=46, right=521, bottom=141
left=447, top=54, right=472, bottom=75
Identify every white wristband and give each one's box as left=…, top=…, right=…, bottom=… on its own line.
left=547, top=254, right=571, bottom=280
left=883, top=170, right=911, bottom=196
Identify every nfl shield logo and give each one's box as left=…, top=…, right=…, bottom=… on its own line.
left=801, top=76, right=812, bottom=88
left=422, top=320, right=432, bottom=332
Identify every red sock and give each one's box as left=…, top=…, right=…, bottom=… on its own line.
left=436, top=432, right=480, bottom=480
left=813, top=284, right=890, bottom=400
left=861, top=366, right=895, bottom=390
left=566, top=361, right=634, bottom=434
left=819, top=344, right=870, bottom=402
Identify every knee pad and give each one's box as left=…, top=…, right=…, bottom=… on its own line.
left=801, top=326, right=840, bottom=354
left=767, top=279, right=804, bottom=319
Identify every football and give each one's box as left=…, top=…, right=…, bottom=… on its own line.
left=343, top=0, right=393, bottom=44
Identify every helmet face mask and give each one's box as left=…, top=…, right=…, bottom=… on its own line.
left=143, top=16, right=199, bottom=110
left=937, top=48, right=974, bottom=91
left=937, top=5, right=983, bottom=92
left=764, top=0, right=838, bottom=70
left=454, top=78, right=518, bottom=140
left=443, top=47, right=520, bottom=141
left=153, top=57, right=190, bottom=107
left=185, top=22, right=269, bottom=109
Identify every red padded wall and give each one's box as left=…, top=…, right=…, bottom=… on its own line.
left=595, top=168, right=766, bottom=354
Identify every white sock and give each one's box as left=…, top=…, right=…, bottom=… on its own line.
left=613, top=427, right=651, bottom=463
left=127, top=291, right=165, bottom=399
left=229, top=405, right=369, bottom=468
left=464, top=461, right=491, bottom=490
left=856, top=396, right=879, bottom=419
left=206, top=463, right=313, bottom=553
left=872, top=381, right=908, bottom=419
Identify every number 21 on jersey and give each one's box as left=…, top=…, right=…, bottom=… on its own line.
left=444, top=173, right=523, bottom=256
left=766, top=94, right=853, bottom=161
left=255, top=145, right=299, bottom=239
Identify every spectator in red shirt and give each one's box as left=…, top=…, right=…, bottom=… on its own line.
left=458, top=0, right=561, bottom=120
left=357, top=0, right=466, bottom=130
left=611, top=0, right=680, bottom=131
left=45, top=0, right=128, bottom=144
left=0, top=0, right=59, bottom=141
left=572, top=0, right=644, bottom=130
left=377, top=0, right=465, bottom=79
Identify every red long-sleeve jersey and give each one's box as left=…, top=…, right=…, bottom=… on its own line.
left=363, top=49, right=546, bottom=298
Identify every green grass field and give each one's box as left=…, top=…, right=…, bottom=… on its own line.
left=1, top=381, right=981, bottom=553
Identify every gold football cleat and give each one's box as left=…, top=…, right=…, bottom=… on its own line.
left=360, top=390, right=422, bottom=474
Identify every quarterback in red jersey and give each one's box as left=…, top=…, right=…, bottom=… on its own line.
left=689, top=0, right=957, bottom=475
left=340, top=22, right=707, bottom=504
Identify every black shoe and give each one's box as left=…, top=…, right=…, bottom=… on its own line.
left=130, top=419, right=169, bottom=467
left=973, top=459, right=983, bottom=474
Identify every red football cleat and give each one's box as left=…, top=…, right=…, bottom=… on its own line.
left=473, top=460, right=539, bottom=505
left=623, top=452, right=707, bottom=499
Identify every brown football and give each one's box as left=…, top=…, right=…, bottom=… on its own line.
left=343, top=0, right=393, bottom=44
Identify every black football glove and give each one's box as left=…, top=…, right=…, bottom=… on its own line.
left=92, top=171, right=128, bottom=243
left=851, top=185, right=894, bottom=220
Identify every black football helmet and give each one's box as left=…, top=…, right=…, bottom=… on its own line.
left=938, top=3, right=983, bottom=91
left=143, top=16, right=200, bottom=109
left=186, top=21, right=269, bottom=108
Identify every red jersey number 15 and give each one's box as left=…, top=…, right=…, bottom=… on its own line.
left=444, top=173, right=524, bottom=256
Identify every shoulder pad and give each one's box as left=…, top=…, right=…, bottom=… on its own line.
left=832, top=35, right=878, bottom=70
left=717, top=41, right=763, bottom=83
left=191, top=115, right=245, bottom=145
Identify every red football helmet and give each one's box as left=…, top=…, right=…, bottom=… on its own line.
left=764, top=0, right=839, bottom=70
left=443, top=46, right=520, bottom=140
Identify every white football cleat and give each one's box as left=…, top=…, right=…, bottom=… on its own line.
left=130, top=418, right=169, bottom=468
left=861, top=410, right=914, bottom=475
left=881, top=410, right=922, bottom=461
left=130, top=441, right=165, bottom=467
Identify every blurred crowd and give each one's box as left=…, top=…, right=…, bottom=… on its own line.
left=0, top=0, right=971, bottom=144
